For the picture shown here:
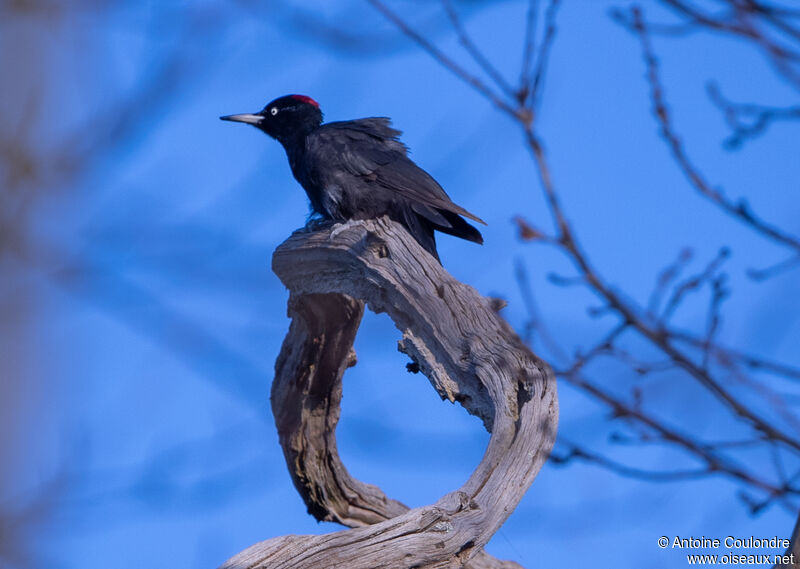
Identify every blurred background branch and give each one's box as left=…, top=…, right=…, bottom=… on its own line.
left=2, top=1, right=798, bottom=568
left=364, top=0, right=800, bottom=517
left=362, top=0, right=800, bottom=512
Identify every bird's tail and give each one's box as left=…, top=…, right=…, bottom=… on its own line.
left=433, top=210, right=484, bottom=244
left=401, top=209, right=441, bottom=262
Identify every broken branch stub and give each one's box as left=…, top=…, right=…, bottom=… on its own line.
left=220, top=218, right=558, bottom=569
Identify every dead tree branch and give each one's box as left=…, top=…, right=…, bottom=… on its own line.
left=219, top=218, right=558, bottom=569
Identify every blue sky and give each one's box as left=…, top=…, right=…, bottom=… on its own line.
left=3, top=1, right=799, bottom=568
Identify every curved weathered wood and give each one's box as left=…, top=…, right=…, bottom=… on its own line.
left=272, top=291, right=412, bottom=525
left=220, top=218, right=558, bottom=569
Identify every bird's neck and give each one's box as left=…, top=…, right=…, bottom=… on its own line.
left=277, top=119, right=318, bottom=152
left=278, top=131, right=308, bottom=164
left=279, top=131, right=311, bottom=179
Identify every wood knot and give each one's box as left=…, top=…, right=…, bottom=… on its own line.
left=487, top=296, right=508, bottom=312
left=431, top=521, right=453, bottom=533
left=363, top=232, right=389, bottom=259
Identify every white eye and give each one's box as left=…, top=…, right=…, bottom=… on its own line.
left=270, top=107, right=278, bottom=116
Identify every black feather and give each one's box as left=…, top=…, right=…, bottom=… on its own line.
left=296, top=119, right=485, bottom=259
left=222, top=96, right=485, bottom=262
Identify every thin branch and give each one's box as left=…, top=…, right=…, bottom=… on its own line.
left=560, top=369, right=797, bottom=502
left=553, top=439, right=716, bottom=482
left=752, top=0, right=800, bottom=43
left=528, top=0, right=561, bottom=110
left=748, top=254, right=800, bottom=280
left=609, top=7, right=698, bottom=37
left=555, top=322, right=628, bottom=376
left=365, top=0, right=521, bottom=119
left=631, top=6, right=800, bottom=258
left=694, top=338, right=800, bottom=382
left=647, top=247, right=693, bottom=319
left=518, top=129, right=800, bottom=456
left=514, top=257, right=568, bottom=364
left=660, top=247, right=730, bottom=323
left=701, top=274, right=729, bottom=369
left=518, top=0, right=540, bottom=103
left=708, top=82, right=800, bottom=148
left=516, top=24, right=800, bottom=455
left=441, top=0, right=517, bottom=99
left=660, top=0, right=800, bottom=88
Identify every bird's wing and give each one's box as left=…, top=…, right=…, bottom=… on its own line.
left=308, top=119, right=486, bottom=227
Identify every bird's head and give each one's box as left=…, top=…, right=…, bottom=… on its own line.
left=220, top=94, right=323, bottom=143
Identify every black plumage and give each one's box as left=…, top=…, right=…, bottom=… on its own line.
left=221, top=94, right=485, bottom=261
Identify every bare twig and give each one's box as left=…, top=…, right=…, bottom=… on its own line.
left=631, top=6, right=800, bottom=258
left=701, top=274, right=729, bottom=369
left=660, top=247, right=730, bottom=323
left=518, top=0, right=540, bottom=103
left=660, top=0, right=800, bottom=88
left=528, top=0, right=561, bottom=110
left=553, top=438, right=715, bottom=482
left=514, top=258, right=568, bottom=363
left=441, top=0, right=517, bottom=99
left=669, top=332, right=800, bottom=382
left=366, top=0, right=520, bottom=119
left=748, top=255, right=800, bottom=280
left=708, top=82, right=800, bottom=148
left=646, top=247, right=693, bottom=319
left=560, top=369, right=797, bottom=503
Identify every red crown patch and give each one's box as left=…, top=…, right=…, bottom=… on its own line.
left=291, top=95, right=320, bottom=108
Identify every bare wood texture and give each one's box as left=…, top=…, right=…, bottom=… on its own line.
left=219, top=218, right=558, bottom=569
left=772, top=512, right=800, bottom=569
